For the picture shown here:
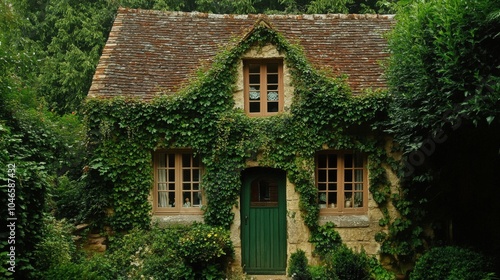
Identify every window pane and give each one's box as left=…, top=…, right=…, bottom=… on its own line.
left=182, top=154, right=191, bottom=167
left=345, top=183, right=353, bottom=191
left=344, top=169, right=353, bottom=182
left=193, top=183, right=199, bottom=190
left=328, top=170, right=337, bottom=182
left=250, top=74, right=260, bottom=84
left=249, top=87, right=261, bottom=100
left=354, top=193, right=363, bottom=207
left=158, top=192, right=168, bottom=207
left=168, top=183, right=175, bottom=190
left=267, top=74, right=278, bottom=84
left=355, top=170, right=363, bottom=182
left=267, top=102, right=278, bottom=112
left=355, top=183, right=363, bottom=191
left=158, top=183, right=166, bottom=191
left=250, top=102, right=260, bottom=112
left=183, top=183, right=190, bottom=190
left=344, top=154, right=353, bottom=168
left=193, top=191, right=202, bottom=206
left=168, top=169, right=175, bottom=182
left=318, top=192, right=327, bottom=203
left=158, top=170, right=166, bottom=182
left=318, top=183, right=327, bottom=191
left=182, top=192, right=192, bottom=207
left=318, top=170, right=327, bottom=182
left=354, top=153, right=364, bottom=167
left=183, top=169, right=191, bottom=181
left=267, top=63, right=278, bottom=73
left=168, top=154, right=175, bottom=167
left=318, top=154, right=327, bottom=168
left=328, top=154, right=337, bottom=167
left=328, top=183, right=337, bottom=191
left=328, top=193, right=337, bottom=207
left=168, top=192, right=175, bottom=207
left=193, top=169, right=200, bottom=181
left=249, top=64, right=260, bottom=73
left=193, top=155, right=200, bottom=167
left=159, top=154, right=166, bottom=167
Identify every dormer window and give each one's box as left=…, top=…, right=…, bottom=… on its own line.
left=244, top=60, right=284, bottom=116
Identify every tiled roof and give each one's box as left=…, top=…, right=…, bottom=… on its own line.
left=89, top=8, right=394, bottom=99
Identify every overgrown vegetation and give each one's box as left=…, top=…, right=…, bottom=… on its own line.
left=288, top=246, right=396, bottom=280
left=382, top=0, right=500, bottom=272
left=36, top=223, right=234, bottom=280
left=410, top=246, right=496, bottom=280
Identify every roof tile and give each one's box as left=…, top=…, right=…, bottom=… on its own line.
left=88, top=8, right=394, bottom=99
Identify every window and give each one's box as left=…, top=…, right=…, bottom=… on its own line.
left=154, top=151, right=203, bottom=214
left=316, top=151, right=367, bottom=214
left=244, top=60, right=283, bottom=116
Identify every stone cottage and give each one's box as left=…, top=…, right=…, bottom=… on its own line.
left=87, top=8, right=397, bottom=275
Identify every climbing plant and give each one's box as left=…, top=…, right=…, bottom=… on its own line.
left=84, top=24, right=397, bottom=257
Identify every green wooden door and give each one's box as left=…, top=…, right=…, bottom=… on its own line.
left=241, top=168, right=287, bottom=275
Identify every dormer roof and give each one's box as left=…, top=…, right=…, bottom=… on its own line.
left=89, top=8, right=394, bottom=100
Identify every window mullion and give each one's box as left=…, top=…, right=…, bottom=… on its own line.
left=175, top=153, right=182, bottom=211
left=338, top=154, right=345, bottom=210
left=260, top=64, right=267, bottom=114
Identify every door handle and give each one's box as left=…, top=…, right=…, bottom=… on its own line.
left=245, top=215, right=248, bottom=225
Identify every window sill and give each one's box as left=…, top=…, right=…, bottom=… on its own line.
left=152, top=213, right=204, bottom=225
left=318, top=214, right=369, bottom=228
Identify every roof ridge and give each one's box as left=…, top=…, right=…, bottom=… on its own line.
left=117, top=7, right=395, bottom=20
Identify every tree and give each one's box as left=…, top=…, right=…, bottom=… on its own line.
left=386, top=0, right=500, bottom=150
left=384, top=0, right=500, bottom=272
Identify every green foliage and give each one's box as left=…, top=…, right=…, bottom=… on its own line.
left=382, top=0, right=500, bottom=265
left=386, top=0, right=500, bottom=149
left=310, top=222, right=342, bottom=258
left=42, top=223, right=233, bottom=280
left=178, top=223, right=234, bottom=265
left=308, top=265, right=328, bottom=280
left=288, top=250, right=312, bottom=280
left=43, top=254, right=118, bottom=280
left=323, top=245, right=370, bottom=280
left=306, top=0, right=353, bottom=14
left=367, top=257, right=395, bottom=280
left=410, top=246, right=496, bottom=280
left=32, top=216, right=78, bottom=275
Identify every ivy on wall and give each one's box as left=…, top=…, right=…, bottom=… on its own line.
left=84, top=24, right=401, bottom=256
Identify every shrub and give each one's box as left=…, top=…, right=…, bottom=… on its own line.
left=410, top=246, right=496, bottom=280
left=324, top=245, right=370, bottom=280
left=43, top=254, right=117, bottom=280
left=178, top=223, right=234, bottom=265
left=288, top=250, right=312, bottom=280
left=32, top=216, right=77, bottom=274
left=367, top=257, right=395, bottom=280
left=308, top=265, right=328, bottom=280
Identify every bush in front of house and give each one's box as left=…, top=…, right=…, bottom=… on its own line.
left=410, top=246, right=496, bottom=280
left=37, top=222, right=233, bottom=279
left=178, top=223, right=234, bottom=279
left=43, top=254, right=117, bottom=280
left=288, top=249, right=312, bottom=280
left=323, top=245, right=370, bottom=280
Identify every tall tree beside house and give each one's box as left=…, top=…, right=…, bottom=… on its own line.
left=385, top=0, right=500, bottom=272
left=1, top=2, right=85, bottom=278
